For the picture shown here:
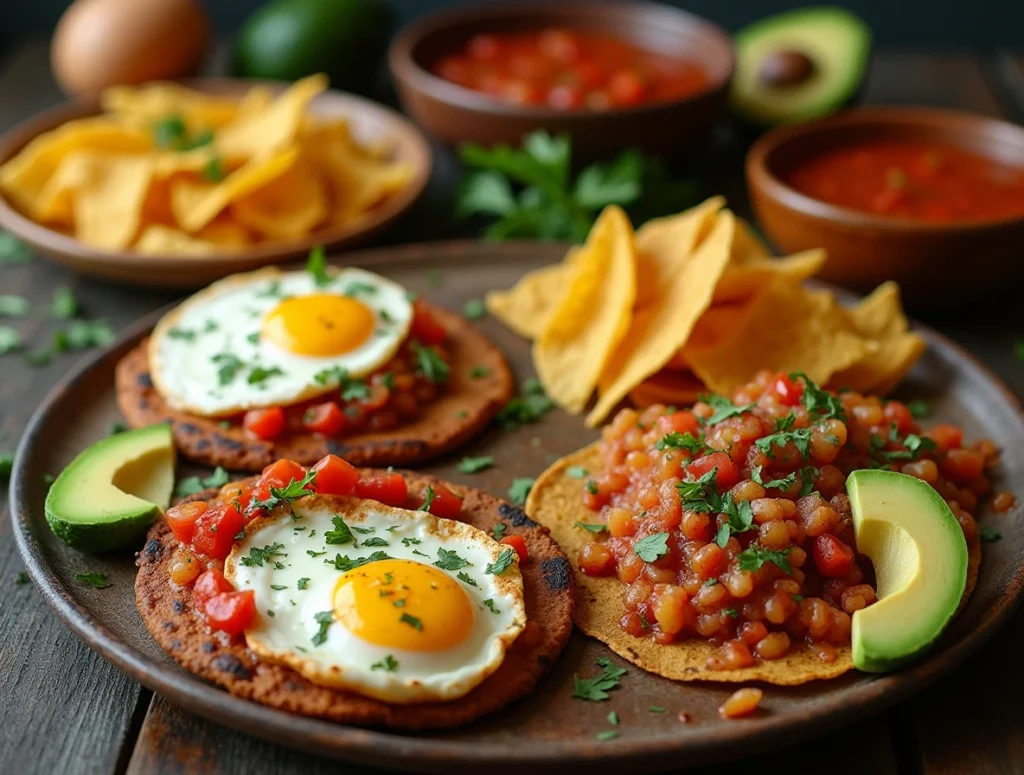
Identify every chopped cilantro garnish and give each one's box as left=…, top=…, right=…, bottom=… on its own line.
left=482, top=598, right=501, bottom=614
left=325, top=515, right=355, bottom=545
left=174, top=466, right=230, bottom=497
left=585, top=480, right=599, bottom=495
left=607, top=711, right=620, bottom=725
left=496, top=380, right=554, bottom=429
left=311, top=610, right=333, bottom=646
left=491, top=523, right=507, bottom=541
left=212, top=353, right=245, bottom=386
left=469, top=365, right=492, bottom=379
left=507, top=477, right=535, bottom=505
left=411, top=341, right=450, bottom=383
left=714, top=498, right=755, bottom=548
left=648, top=705, right=666, bottom=714
left=401, top=536, right=422, bottom=546
left=0, top=295, right=29, bottom=318
left=565, top=465, right=589, bottom=479
left=979, top=525, right=1001, bottom=542
left=75, top=571, right=111, bottom=589
left=574, top=521, right=607, bottom=533
left=0, top=326, right=23, bottom=354
left=906, top=399, right=930, bottom=418
left=457, top=455, right=494, bottom=473
left=755, top=423, right=814, bottom=459
left=655, top=432, right=706, bottom=453
left=435, top=547, right=472, bottom=570
left=166, top=327, right=196, bottom=342
left=750, top=465, right=796, bottom=491
left=270, top=584, right=287, bottom=591
left=325, top=551, right=392, bottom=571
left=247, top=365, right=284, bottom=385
left=572, top=657, right=627, bottom=701
left=485, top=547, right=517, bottom=575
left=400, top=612, right=423, bottom=630
left=361, top=537, right=389, bottom=547
left=596, top=731, right=618, bottom=742
left=343, top=281, right=377, bottom=298
left=307, top=245, right=330, bottom=287
left=371, top=655, right=399, bottom=672
left=463, top=299, right=486, bottom=319
left=723, top=608, right=739, bottom=618
left=247, top=470, right=317, bottom=514
left=633, top=532, right=669, bottom=562
left=791, top=371, right=845, bottom=421
left=419, top=485, right=436, bottom=512
left=701, top=394, right=756, bottom=425
left=239, top=542, right=286, bottom=568
left=736, top=545, right=792, bottom=575
left=352, top=525, right=376, bottom=535
left=297, top=578, right=310, bottom=590
left=457, top=571, right=478, bottom=587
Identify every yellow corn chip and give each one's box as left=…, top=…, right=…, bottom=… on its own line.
left=634, top=196, right=725, bottom=307
left=135, top=225, right=220, bottom=255
left=215, top=74, right=328, bottom=161
left=231, top=160, right=328, bottom=239
left=535, top=206, right=636, bottom=414
left=170, top=147, right=298, bottom=232
left=730, top=218, right=772, bottom=264
left=102, top=83, right=245, bottom=130
left=196, top=218, right=252, bottom=248
left=714, top=249, right=827, bottom=303
left=484, top=249, right=579, bottom=340
left=685, top=279, right=876, bottom=394
left=72, top=155, right=154, bottom=250
left=586, top=209, right=735, bottom=426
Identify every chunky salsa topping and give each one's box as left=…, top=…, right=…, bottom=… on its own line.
left=784, top=139, right=1024, bottom=223
left=239, top=300, right=451, bottom=442
left=576, top=371, right=1001, bottom=670
left=432, top=28, right=710, bottom=111
left=164, top=454, right=465, bottom=636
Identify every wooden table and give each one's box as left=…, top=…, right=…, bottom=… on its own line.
left=2, top=42, right=1024, bottom=775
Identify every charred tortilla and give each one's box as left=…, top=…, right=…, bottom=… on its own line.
left=136, top=471, right=574, bottom=730
left=526, top=443, right=981, bottom=686
left=116, top=303, right=514, bottom=471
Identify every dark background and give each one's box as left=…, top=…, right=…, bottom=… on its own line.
left=0, top=0, right=1019, bottom=52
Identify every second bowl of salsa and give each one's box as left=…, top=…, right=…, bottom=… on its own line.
left=747, top=106, right=1024, bottom=304
left=389, top=1, right=734, bottom=158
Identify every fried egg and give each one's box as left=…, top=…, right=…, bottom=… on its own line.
left=224, top=497, right=526, bottom=704
left=149, top=266, right=413, bottom=416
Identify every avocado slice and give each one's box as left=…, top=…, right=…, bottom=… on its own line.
left=45, top=424, right=176, bottom=552
left=847, top=469, right=968, bottom=673
left=730, top=7, right=872, bottom=126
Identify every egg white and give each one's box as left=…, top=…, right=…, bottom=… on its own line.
left=149, top=266, right=413, bottom=417
left=224, top=497, right=526, bottom=704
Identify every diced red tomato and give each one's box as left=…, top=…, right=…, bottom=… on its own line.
left=243, top=407, right=285, bottom=440
left=813, top=535, right=855, bottom=578
left=771, top=373, right=804, bottom=407
left=302, top=402, right=345, bottom=436
left=191, top=502, right=245, bottom=561
left=500, top=534, right=529, bottom=564
left=607, top=70, right=646, bottom=106
left=883, top=401, right=915, bottom=434
left=310, top=454, right=359, bottom=496
left=252, top=458, right=308, bottom=503
left=409, top=300, right=447, bottom=347
left=361, top=383, right=391, bottom=412
left=219, top=482, right=253, bottom=511
left=687, top=452, right=739, bottom=490
left=928, top=424, right=963, bottom=452
left=165, top=501, right=207, bottom=545
left=424, top=484, right=462, bottom=518
left=658, top=410, right=699, bottom=436
left=354, top=473, right=408, bottom=506
left=203, top=590, right=256, bottom=636
left=192, top=568, right=234, bottom=606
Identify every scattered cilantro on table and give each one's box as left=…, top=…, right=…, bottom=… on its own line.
left=0, top=231, right=33, bottom=264
left=457, top=455, right=494, bottom=473
left=75, top=571, right=112, bottom=589
left=0, top=295, right=29, bottom=318
left=979, top=525, right=1001, bottom=542
left=455, top=131, right=697, bottom=242
left=462, top=299, right=486, bottom=319
left=496, top=379, right=554, bottom=430
left=174, top=467, right=230, bottom=498
left=506, top=477, right=535, bottom=506
left=572, top=657, right=627, bottom=701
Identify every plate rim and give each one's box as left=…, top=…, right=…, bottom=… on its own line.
left=11, top=240, right=1024, bottom=772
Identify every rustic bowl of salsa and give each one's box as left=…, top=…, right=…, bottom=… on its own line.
left=747, top=107, right=1024, bottom=305
left=388, top=0, right=734, bottom=159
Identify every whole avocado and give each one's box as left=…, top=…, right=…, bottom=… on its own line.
left=234, top=0, right=393, bottom=92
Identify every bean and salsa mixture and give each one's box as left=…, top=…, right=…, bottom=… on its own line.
left=239, top=300, right=451, bottom=442
left=576, top=371, right=1010, bottom=671
left=432, top=28, right=710, bottom=111
left=785, top=139, right=1024, bottom=222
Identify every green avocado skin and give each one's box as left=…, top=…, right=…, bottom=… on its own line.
left=233, top=0, right=394, bottom=92
left=45, top=505, right=159, bottom=553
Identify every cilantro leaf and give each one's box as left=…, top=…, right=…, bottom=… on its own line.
left=714, top=498, right=755, bottom=548
left=491, top=523, right=507, bottom=541
left=485, top=547, right=517, bottom=575
left=457, top=455, right=494, bottom=473
left=574, top=521, right=608, bottom=533
left=434, top=547, right=471, bottom=571
left=324, top=516, right=354, bottom=546
left=418, top=485, right=436, bottom=512
left=173, top=466, right=230, bottom=497
left=0, top=231, right=32, bottom=264
left=979, top=525, right=1001, bottom=542
left=565, top=465, right=589, bottom=479
left=238, top=542, right=286, bottom=568
left=371, top=655, right=399, bottom=672
left=750, top=465, right=797, bottom=491
left=0, top=295, right=29, bottom=318
left=462, top=299, right=486, bottom=319
left=507, top=477, right=535, bottom=505
left=633, top=532, right=669, bottom=562
left=311, top=610, right=333, bottom=646
left=247, top=365, right=284, bottom=385
left=212, top=353, right=245, bottom=386
left=496, top=380, right=555, bottom=429
left=324, top=551, right=391, bottom=571
left=482, top=598, right=501, bottom=614
left=701, top=394, right=756, bottom=425
left=572, top=657, right=627, bottom=701
left=400, top=612, right=423, bottom=631
left=457, top=571, right=478, bottom=586
left=75, top=571, right=112, bottom=589
left=791, top=371, right=845, bottom=421
left=361, top=537, right=389, bottom=547
left=307, top=245, right=330, bottom=287
left=736, top=545, right=792, bottom=575
left=906, top=399, right=930, bottom=418
left=411, top=341, right=450, bottom=383
left=655, top=431, right=705, bottom=453
left=0, top=326, right=23, bottom=354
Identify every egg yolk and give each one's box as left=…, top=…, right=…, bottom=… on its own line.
left=262, top=294, right=375, bottom=356
left=332, top=558, right=474, bottom=651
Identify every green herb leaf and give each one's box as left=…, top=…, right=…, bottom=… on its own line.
left=701, top=394, right=756, bottom=425
left=434, top=547, right=472, bottom=571
left=565, top=465, right=589, bottom=479
left=212, top=353, right=245, bottom=386
left=418, top=485, right=436, bottom=512
left=482, top=598, right=501, bottom=614
left=633, top=532, right=669, bottom=562
left=462, top=299, right=486, bottom=319
left=0, top=231, right=32, bottom=263
left=307, top=245, right=330, bottom=287
left=507, top=477, right=535, bottom=505
left=247, top=365, right=284, bottom=385
left=0, top=295, right=29, bottom=318
left=202, top=156, right=225, bottom=182
left=607, top=710, right=620, bottom=726
left=648, top=705, right=666, bottom=713
left=297, top=578, right=310, bottom=590
left=655, top=432, right=705, bottom=453
left=596, top=731, right=618, bottom=742
left=371, top=654, right=399, bottom=672
left=750, top=465, right=797, bottom=491
left=979, top=525, right=1001, bottom=542
left=791, top=371, right=845, bottom=421
left=325, top=515, right=355, bottom=546
left=457, top=455, right=494, bottom=473
left=411, top=341, right=450, bottom=383
left=496, top=381, right=555, bottom=429
left=311, top=610, right=333, bottom=646
left=906, top=399, right=930, bottom=418
left=572, top=657, right=627, bottom=701
left=325, top=551, right=392, bottom=572
left=485, top=547, right=517, bottom=575
left=173, top=466, right=230, bottom=497
left=736, top=545, right=792, bottom=575
left=0, top=326, right=23, bottom=354
left=457, top=571, right=478, bottom=587
left=491, top=523, right=507, bottom=541
left=75, top=571, right=112, bottom=589
left=239, top=542, right=286, bottom=568
left=574, top=521, right=607, bottom=533
left=361, top=537, right=389, bottom=547
left=400, top=612, right=423, bottom=631
left=0, top=452, right=14, bottom=480
left=469, top=365, right=492, bottom=379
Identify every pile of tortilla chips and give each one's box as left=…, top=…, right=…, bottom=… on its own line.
left=0, top=75, right=413, bottom=255
left=487, top=197, right=925, bottom=425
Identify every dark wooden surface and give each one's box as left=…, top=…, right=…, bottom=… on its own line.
left=2, top=42, right=1023, bottom=775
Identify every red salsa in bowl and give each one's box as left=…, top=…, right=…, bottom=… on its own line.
left=431, top=28, right=710, bottom=111
left=784, top=139, right=1024, bottom=223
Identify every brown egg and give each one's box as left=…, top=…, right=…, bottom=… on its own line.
left=51, top=0, right=208, bottom=97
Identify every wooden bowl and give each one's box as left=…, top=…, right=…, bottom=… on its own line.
left=0, top=78, right=432, bottom=289
left=388, top=0, right=734, bottom=159
left=747, top=107, right=1024, bottom=306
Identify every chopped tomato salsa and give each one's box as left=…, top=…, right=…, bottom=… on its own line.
left=577, top=371, right=1000, bottom=670
left=784, top=139, right=1024, bottom=223
left=432, top=28, right=710, bottom=111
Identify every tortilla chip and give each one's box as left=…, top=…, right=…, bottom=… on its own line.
left=102, top=83, right=246, bottom=131
left=730, top=218, right=772, bottom=264
left=634, top=196, right=725, bottom=307
left=714, top=249, right=827, bottom=303
left=71, top=155, right=153, bottom=250
left=586, top=210, right=735, bottom=426
left=231, top=160, right=328, bottom=239
left=170, top=147, right=298, bottom=232
left=685, top=279, right=876, bottom=394
left=135, top=225, right=219, bottom=255
left=196, top=218, right=251, bottom=248
left=526, top=444, right=855, bottom=684
left=534, top=206, right=636, bottom=414
left=628, top=369, right=707, bottom=409
left=0, top=118, right=152, bottom=215
left=215, top=74, right=328, bottom=161
left=485, top=255, right=579, bottom=340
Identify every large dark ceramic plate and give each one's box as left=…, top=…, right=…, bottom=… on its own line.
left=11, top=242, right=1024, bottom=773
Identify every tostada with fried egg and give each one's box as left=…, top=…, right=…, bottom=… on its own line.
left=115, top=250, right=514, bottom=471
left=136, top=453, right=574, bottom=728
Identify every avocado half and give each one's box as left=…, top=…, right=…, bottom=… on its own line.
left=847, top=469, right=968, bottom=673
left=45, top=424, right=176, bottom=552
left=730, top=6, right=872, bottom=127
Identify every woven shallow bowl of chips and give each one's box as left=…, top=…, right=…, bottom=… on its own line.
left=0, top=78, right=432, bottom=288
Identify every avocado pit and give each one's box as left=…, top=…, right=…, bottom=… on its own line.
left=759, top=49, right=816, bottom=87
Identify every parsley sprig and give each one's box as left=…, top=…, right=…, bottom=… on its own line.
left=572, top=657, right=627, bottom=702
